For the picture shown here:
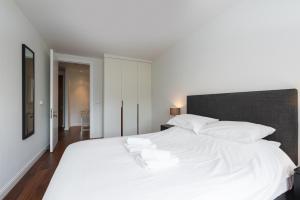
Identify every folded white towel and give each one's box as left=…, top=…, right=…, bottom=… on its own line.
left=136, top=155, right=179, bottom=170
left=124, top=144, right=157, bottom=153
left=126, top=137, right=152, bottom=145
left=140, top=149, right=171, bottom=160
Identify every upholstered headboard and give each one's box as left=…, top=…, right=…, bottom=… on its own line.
left=187, top=89, right=298, bottom=164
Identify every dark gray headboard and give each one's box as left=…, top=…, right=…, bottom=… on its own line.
left=187, top=89, right=298, bottom=164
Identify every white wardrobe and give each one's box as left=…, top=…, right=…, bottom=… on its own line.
left=103, top=55, right=152, bottom=138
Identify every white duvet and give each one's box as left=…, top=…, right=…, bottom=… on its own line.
left=43, top=127, right=295, bottom=200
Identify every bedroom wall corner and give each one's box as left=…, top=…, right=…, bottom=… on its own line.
left=0, top=0, right=50, bottom=198
left=151, top=0, right=300, bottom=164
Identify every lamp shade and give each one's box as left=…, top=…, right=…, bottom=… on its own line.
left=170, top=107, right=181, bottom=116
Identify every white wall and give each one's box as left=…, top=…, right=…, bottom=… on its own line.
left=55, top=53, right=104, bottom=138
left=0, top=0, right=49, bottom=198
left=152, top=0, right=300, bottom=157
left=68, top=68, right=90, bottom=126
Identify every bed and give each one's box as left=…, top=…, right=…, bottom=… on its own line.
left=43, top=89, right=298, bottom=200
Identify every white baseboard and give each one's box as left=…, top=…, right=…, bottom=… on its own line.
left=0, top=145, right=49, bottom=199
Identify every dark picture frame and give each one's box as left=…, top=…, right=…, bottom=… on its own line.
left=22, top=44, right=35, bottom=140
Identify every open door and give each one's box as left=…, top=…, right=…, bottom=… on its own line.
left=50, top=49, right=58, bottom=152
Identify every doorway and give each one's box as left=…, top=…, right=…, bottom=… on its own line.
left=58, top=62, right=90, bottom=139
left=50, top=50, right=98, bottom=152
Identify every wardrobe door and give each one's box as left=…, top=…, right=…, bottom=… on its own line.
left=122, top=60, right=138, bottom=136
left=104, top=58, right=122, bottom=137
left=138, top=62, right=152, bottom=134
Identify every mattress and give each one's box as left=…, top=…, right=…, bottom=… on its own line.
left=43, top=127, right=296, bottom=200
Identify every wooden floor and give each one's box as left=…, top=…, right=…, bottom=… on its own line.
left=4, top=127, right=90, bottom=200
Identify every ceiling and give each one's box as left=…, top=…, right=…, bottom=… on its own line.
left=15, top=0, right=239, bottom=60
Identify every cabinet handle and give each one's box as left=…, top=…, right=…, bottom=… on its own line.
left=121, top=100, right=123, bottom=137
left=137, top=104, right=139, bottom=135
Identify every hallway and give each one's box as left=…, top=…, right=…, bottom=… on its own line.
left=4, top=127, right=90, bottom=200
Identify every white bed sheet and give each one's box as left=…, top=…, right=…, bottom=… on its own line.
left=272, top=176, right=293, bottom=199
left=43, top=127, right=295, bottom=200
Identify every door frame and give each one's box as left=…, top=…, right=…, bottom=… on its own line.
left=55, top=53, right=95, bottom=137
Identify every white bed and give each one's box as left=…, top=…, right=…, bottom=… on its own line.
left=43, top=127, right=295, bottom=200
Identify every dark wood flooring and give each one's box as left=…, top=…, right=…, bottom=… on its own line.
left=4, top=127, right=90, bottom=200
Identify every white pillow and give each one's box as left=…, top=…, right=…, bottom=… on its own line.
left=257, top=139, right=281, bottom=148
left=167, top=114, right=219, bottom=132
left=196, top=121, right=275, bottom=143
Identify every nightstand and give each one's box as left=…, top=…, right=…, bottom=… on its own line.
left=160, top=124, right=174, bottom=131
left=294, top=167, right=300, bottom=198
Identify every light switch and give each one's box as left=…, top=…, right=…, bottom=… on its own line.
left=39, top=100, right=43, bottom=105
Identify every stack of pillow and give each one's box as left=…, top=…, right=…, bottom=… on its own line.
left=167, top=114, right=276, bottom=143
